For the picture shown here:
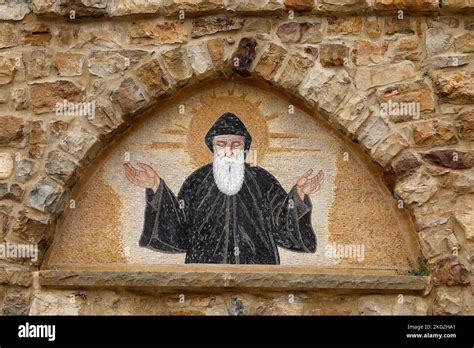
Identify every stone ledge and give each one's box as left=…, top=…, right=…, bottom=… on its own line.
left=38, top=268, right=430, bottom=291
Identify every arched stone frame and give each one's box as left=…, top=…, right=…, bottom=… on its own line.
left=0, top=0, right=471, bottom=315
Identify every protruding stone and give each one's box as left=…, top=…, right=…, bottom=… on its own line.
left=454, top=194, right=474, bottom=241
left=27, top=50, right=51, bottom=80
left=0, top=24, right=18, bottom=49
left=333, top=92, right=371, bottom=136
left=10, top=210, right=50, bottom=245
left=0, top=2, right=30, bottom=20
left=11, top=87, right=29, bottom=111
left=455, top=111, right=474, bottom=140
left=29, top=120, right=46, bottom=159
left=395, top=170, right=438, bottom=206
left=111, top=77, right=148, bottom=115
left=355, top=61, right=416, bottom=90
left=284, top=0, right=314, bottom=10
left=352, top=40, right=388, bottom=66
left=55, top=52, right=85, bottom=77
left=413, top=119, right=457, bottom=146
left=16, top=159, right=35, bottom=183
left=327, top=16, right=362, bottom=35
left=45, top=150, right=78, bottom=185
left=366, top=17, right=382, bottom=38
left=277, top=52, right=313, bottom=90
left=0, top=153, right=14, bottom=180
left=430, top=71, right=474, bottom=104
left=421, top=150, right=474, bottom=169
left=319, top=43, right=349, bottom=67
left=59, top=124, right=99, bottom=162
left=135, top=59, right=170, bottom=99
left=231, top=37, right=257, bottom=77
left=276, top=22, right=302, bottom=43
left=30, top=80, right=84, bottom=114
left=87, top=51, right=130, bottom=78
left=441, top=0, right=474, bottom=12
left=0, top=116, right=25, bottom=147
left=426, top=28, right=453, bottom=56
left=318, top=0, right=371, bottom=12
left=422, top=55, right=470, bottom=70
left=107, top=0, right=161, bottom=16
left=374, top=0, right=439, bottom=11
left=384, top=18, right=414, bottom=35
left=162, top=47, right=193, bottom=86
left=432, top=256, right=469, bottom=286
left=0, top=57, right=16, bottom=85
left=370, top=132, right=409, bottom=167
left=191, top=16, right=244, bottom=38
left=254, top=43, right=287, bottom=81
left=129, top=21, right=186, bottom=45
left=433, top=287, right=463, bottom=315
left=357, top=115, right=390, bottom=149
left=391, top=153, right=422, bottom=178
left=26, top=178, right=67, bottom=215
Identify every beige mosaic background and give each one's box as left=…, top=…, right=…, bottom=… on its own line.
left=48, top=81, right=411, bottom=269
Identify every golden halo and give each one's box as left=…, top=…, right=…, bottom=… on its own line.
left=187, top=95, right=269, bottom=168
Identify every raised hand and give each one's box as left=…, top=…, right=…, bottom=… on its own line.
left=296, top=169, right=324, bottom=200
left=124, top=162, right=160, bottom=192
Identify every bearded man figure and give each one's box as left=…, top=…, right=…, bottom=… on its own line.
left=124, top=112, right=324, bottom=264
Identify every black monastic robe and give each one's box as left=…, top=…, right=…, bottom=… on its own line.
left=139, top=163, right=316, bottom=264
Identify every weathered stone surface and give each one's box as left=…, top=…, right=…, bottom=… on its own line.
left=0, top=183, right=24, bottom=202
left=107, top=0, right=160, bottom=16
left=59, top=124, right=99, bottom=162
left=455, top=32, right=474, bottom=52
left=391, top=153, right=422, bottom=178
left=320, top=43, right=349, bottom=67
left=277, top=53, right=313, bottom=90
left=384, top=18, right=414, bottom=35
left=431, top=71, right=474, bottom=104
left=355, top=61, right=416, bottom=90
left=135, top=59, right=170, bottom=99
left=413, top=119, right=457, bottom=146
left=26, top=178, right=66, bottom=215
left=393, top=37, right=419, bottom=51
left=87, top=102, right=125, bottom=136
left=244, top=18, right=272, bottom=34
left=454, top=194, right=474, bottom=241
left=254, top=43, right=286, bottom=81
left=27, top=50, right=51, bottom=80
left=0, top=24, right=18, bottom=49
left=395, top=170, right=438, bottom=206
left=318, top=0, right=371, bottom=12
left=352, top=40, right=388, bottom=66
left=433, top=256, right=469, bottom=286
left=426, top=28, right=453, bottom=56
left=284, top=0, right=314, bottom=10
left=2, top=289, right=30, bottom=315
left=11, top=87, right=29, bottom=110
left=188, top=44, right=215, bottom=80
left=55, top=52, right=85, bottom=77
left=45, top=150, right=78, bottom=185
left=421, top=150, right=474, bottom=169
left=455, top=110, right=474, bottom=140
left=366, top=17, right=382, bottom=38
left=0, top=116, right=25, bottom=147
left=29, top=120, right=46, bottom=159
left=333, top=92, right=371, bottom=136
left=438, top=169, right=474, bottom=193
left=227, top=0, right=284, bottom=12
left=370, top=132, right=409, bottom=167
left=357, top=115, right=390, bottom=149
left=433, top=287, right=463, bottom=315
left=231, top=37, right=257, bottom=77
left=206, top=38, right=225, bottom=67
left=87, top=51, right=130, bottom=77
left=0, top=57, right=16, bottom=85
left=327, top=16, right=362, bottom=35
left=358, top=295, right=428, bottom=315
left=162, top=0, right=224, bottom=15
left=0, top=2, right=30, bottom=20
left=162, top=47, right=193, bottom=86
left=426, top=16, right=460, bottom=28
left=30, top=80, right=84, bottom=114
left=15, top=159, right=35, bottom=184
left=0, top=268, right=32, bottom=287
left=111, top=77, right=148, bottom=115
left=465, top=19, right=474, bottom=30
left=422, top=55, right=470, bottom=69
left=129, top=21, right=186, bottom=45
left=22, top=24, right=52, bottom=46
left=375, top=0, right=439, bottom=11
left=191, top=16, right=244, bottom=38
left=418, top=224, right=458, bottom=259
left=276, top=22, right=302, bottom=42
left=0, top=154, right=14, bottom=180
left=10, top=210, right=50, bottom=245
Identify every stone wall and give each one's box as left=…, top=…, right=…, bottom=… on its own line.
left=0, top=0, right=473, bottom=315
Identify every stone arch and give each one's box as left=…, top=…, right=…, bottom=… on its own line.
left=35, top=38, right=427, bottom=271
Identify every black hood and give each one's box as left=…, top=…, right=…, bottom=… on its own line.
left=205, top=112, right=252, bottom=155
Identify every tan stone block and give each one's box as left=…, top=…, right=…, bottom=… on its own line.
left=0, top=154, right=14, bottom=180
left=0, top=24, right=18, bottom=49
left=320, top=43, right=350, bottom=67
left=370, top=132, right=409, bottom=167
left=327, top=16, right=362, bottom=35
left=441, top=0, right=474, bottom=12
left=11, top=87, right=29, bottom=110
left=30, top=80, right=84, bottom=114
left=187, top=44, right=215, bottom=80
left=162, top=0, right=225, bottom=15
left=352, top=40, right=388, bottom=66
left=55, top=52, right=85, bottom=77
left=355, top=61, right=416, bottom=90
left=0, top=116, right=25, bottom=147
left=22, top=24, right=52, bottom=46
left=0, top=57, right=16, bottom=85
left=454, top=195, right=474, bottom=241
left=110, top=77, right=148, bottom=116
left=107, top=0, right=160, bottom=16
left=384, top=18, right=414, bottom=35
left=277, top=53, right=313, bottom=90
left=254, top=43, right=287, bottom=81
left=191, top=16, right=244, bottom=38
left=395, top=170, right=438, bottom=206
left=430, top=71, right=474, bottom=104
left=413, top=118, right=457, bottom=146
left=455, top=110, right=474, bottom=140
left=129, top=21, right=186, bottom=45
left=366, top=17, right=382, bottom=38
left=455, top=32, right=474, bottom=53
left=135, top=59, right=170, bottom=99
left=317, top=0, right=371, bottom=13
left=374, top=0, right=439, bottom=11
left=284, top=0, right=314, bottom=10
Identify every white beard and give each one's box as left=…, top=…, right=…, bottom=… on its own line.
left=212, top=151, right=245, bottom=196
